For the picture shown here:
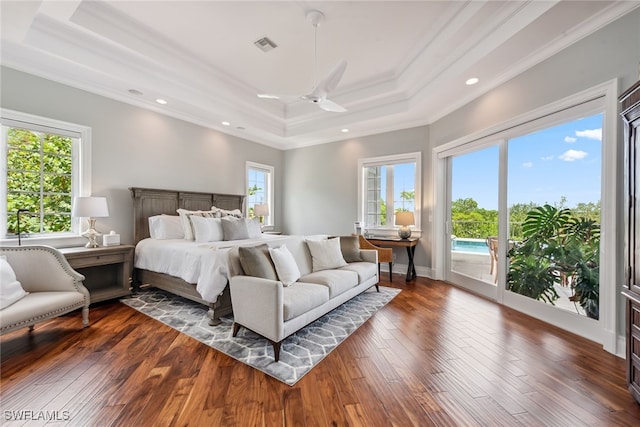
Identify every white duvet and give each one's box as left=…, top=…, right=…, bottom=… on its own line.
left=134, top=235, right=286, bottom=303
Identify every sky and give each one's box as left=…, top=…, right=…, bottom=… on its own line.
left=451, top=113, right=603, bottom=210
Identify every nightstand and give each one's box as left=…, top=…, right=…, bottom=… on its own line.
left=60, top=245, right=134, bottom=303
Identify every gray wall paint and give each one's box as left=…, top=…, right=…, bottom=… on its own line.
left=283, top=126, right=431, bottom=269
left=1, top=67, right=284, bottom=245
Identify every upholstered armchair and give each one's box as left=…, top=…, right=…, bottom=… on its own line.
left=357, top=235, right=393, bottom=282
left=0, top=245, right=90, bottom=335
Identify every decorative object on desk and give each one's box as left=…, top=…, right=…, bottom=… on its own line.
left=103, top=230, right=120, bottom=246
left=254, top=203, right=269, bottom=227
left=354, top=221, right=362, bottom=235
left=395, top=211, right=414, bottom=239
left=72, top=196, right=109, bottom=248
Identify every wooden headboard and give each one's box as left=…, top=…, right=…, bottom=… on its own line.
left=130, top=187, right=245, bottom=244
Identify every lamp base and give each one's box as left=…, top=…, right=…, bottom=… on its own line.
left=398, top=226, right=412, bottom=239
left=82, top=218, right=102, bottom=248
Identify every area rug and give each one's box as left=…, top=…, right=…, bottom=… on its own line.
left=120, top=286, right=400, bottom=385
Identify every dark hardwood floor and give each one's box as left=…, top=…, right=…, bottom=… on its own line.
left=2, top=276, right=640, bottom=426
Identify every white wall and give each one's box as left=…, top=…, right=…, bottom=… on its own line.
left=0, top=67, right=284, bottom=246
left=283, top=126, right=432, bottom=269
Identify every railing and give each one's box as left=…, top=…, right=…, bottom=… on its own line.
left=451, top=221, right=523, bottom=240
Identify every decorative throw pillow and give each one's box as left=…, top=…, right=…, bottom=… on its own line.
left=268, top=245, right=300, bottom=286
left=246, top=218, right=262, bottom=239
left=238, top=244, right=278, bottom=280
left=338, top=236, right=363, bottom=263
left=211, top=206, right=243, bottom=218
left=176, top=209, right=221, bottom=240
left=306, top=237, right=348, bottom=272
left=190, top=216, right=224, bottom=243
left=148, top=215, right=184, bottom=239
left=221, top=217, right=250, bottom=241
left=0, top=257, right=28, bottom=309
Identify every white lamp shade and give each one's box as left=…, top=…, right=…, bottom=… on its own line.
left=254, top=203, right=269, bottom=217
left=72, top=196, right=109, bottom=218
left=395, top=211, right=415, bottom=226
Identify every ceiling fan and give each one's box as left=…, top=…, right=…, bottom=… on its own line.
left=258, top=10, right=348, bottom=113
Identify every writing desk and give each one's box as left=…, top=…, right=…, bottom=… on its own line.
left=365, top=237, right=418, bottom=281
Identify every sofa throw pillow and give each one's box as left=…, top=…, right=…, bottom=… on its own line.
left=306, top=237, right=348, bottom=272
left=148, top=215, right=184, bottom=239
left=221, top=217, right=250, bottom=241
left=238, top=244, right=278, bottom=281
left=268, top=245, right=300, bottom=286
left=190, top=216, right=224, bottom=243
left=338, top=235, right=363, bottom=263
left=0, top=256, right=28, bottom=309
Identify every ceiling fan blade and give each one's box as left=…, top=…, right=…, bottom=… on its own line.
left=258, top=93, right=301, bottom=102
left=311, top=60, right=347, bottom=97
left=318, top=98, right=347, bottom=113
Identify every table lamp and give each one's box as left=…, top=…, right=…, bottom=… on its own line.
left=72, top=196, right=109, bottom=247
left=254, top=203, right=269, bottom=225
left=395, top=211, right=414, bottom=239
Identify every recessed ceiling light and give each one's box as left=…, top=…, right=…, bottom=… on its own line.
left=221, top=121, right=230, bottom=126
left=341, top=128, right=349, bottom=133
left=128, top=89, right=143, bottom=96
left=156, top=98, right=168, bottom=105
left=465, top=77, right=479, bottom=86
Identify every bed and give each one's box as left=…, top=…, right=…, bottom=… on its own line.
left=130, top=187, right=247, bottom=324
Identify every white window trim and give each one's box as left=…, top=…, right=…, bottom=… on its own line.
left=246, top=161, right=274, bottom=229
left=357, top=152, right=422, bottom=235
left=432, top=79, right=619, bottom=355
left=1, top=108, right=92, bottom=245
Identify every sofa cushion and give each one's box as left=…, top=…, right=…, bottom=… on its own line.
left=238, top=244, right=278, bottom=281
left=340, top=262, right=377, bottom=283
left=0, top=292, right=85, bottom=329
left=269, top=245, right=301, bottom=286
left=283, top=282, right=330, bottom=321
left=299, top=269, right=358, bottom=298
left=306, top=238, right=348, bottom=272
left=339, top=236, right=363, bottom=263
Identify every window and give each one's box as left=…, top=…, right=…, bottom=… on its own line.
left=1, top=109, right=91, bottom=240
left=246, top=161, right=274, bottom=227
left=358, top=152, right=421, bottom=231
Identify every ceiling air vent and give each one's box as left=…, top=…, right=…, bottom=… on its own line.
left=254, top=37, right=277, bottom=52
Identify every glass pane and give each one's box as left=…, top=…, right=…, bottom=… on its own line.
left=507, top=113, right=602, bottom=319
left=7, top=149, right=41, bottom=171
left=7, top=128, right=39, bottom=150
left=43, top=153, right=72, bottom=173
left=43, top=214, right=72, bottom=233
left=450, top=146, right=499, bottom=284
left=42, top=134, right=72, bottom=155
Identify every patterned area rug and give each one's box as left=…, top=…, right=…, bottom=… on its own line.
left=121, top=286, right=400, bottom=386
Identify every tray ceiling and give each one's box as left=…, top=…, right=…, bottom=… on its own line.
left=1, top=1, right=638, bottom=149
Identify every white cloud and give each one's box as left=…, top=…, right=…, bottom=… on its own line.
left=522, top=162, right=533, bottom=168
left=541, top=155, right=554, bottom=161
left=575, top=128, right=602, bottom=141
left=559, top=149, right=588, bottom=162
left=564, top=136, right=577, bottom=143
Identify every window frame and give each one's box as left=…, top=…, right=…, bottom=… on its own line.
left=1, top=108, right=92, bottom=242
left=245, top=161, right=274, bottom=229
left=357, top=152, right=422, bottom=234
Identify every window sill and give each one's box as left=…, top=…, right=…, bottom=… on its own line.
left=0, top=234, right=88, bottom=249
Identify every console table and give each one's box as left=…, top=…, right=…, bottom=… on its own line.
left=365, top=237, right=418, bottom=281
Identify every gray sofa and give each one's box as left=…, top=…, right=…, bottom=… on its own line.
left=228, top=235, right=379, bottom=361
left=0, top=245, right=90, bottom=335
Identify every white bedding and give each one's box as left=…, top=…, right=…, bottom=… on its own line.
left=134, top=235, right=287, bottom=303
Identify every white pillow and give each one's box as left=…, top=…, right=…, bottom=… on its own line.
left=176, top=209, right=220, bottom=240
left=268, top=245, right=300, bottom=286
left=246, top=218, right=262, bottom=239
left=190, top=216, right=224, bottom=243
left=148, top=215, right=184, bottom=239
left=306, top=237, right=348, bottom=272
left=0, top=256, right=28, bottom=309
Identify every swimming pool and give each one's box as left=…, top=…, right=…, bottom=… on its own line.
left=451, top=238, right=490, bottom=254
